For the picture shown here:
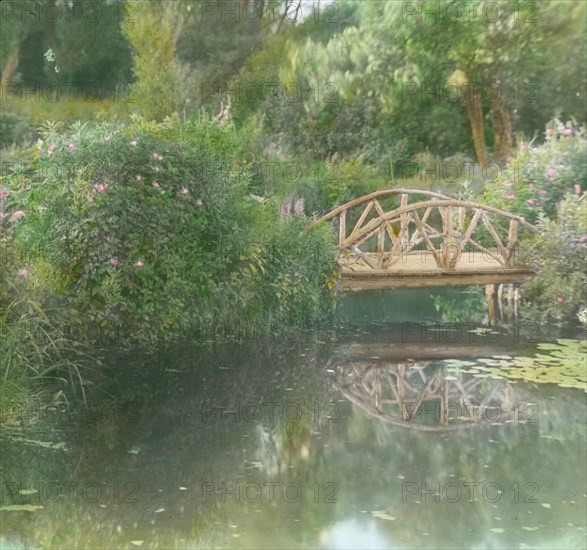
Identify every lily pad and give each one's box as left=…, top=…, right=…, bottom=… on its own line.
left=472, top=340, right=587, bottom=392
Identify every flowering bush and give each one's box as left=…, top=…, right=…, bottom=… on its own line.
left=520, top=195, right=587, bottom=327
left=6, top=118, right=336, bottom=345
left=483, top=120, right=586, bottom=221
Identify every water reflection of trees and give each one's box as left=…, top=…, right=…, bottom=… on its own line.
left=316, top=343, right=587, bottom=550
left=4, top=340, right=585, bottom=549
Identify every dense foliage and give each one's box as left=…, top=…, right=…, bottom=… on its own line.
left=521, top=195, right=587, bottom=327
left=3, top=118, right=337, bottom=347
left=483, top=121, right=587, bottom=221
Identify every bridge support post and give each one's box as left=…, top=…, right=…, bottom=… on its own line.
left=503, top=283, right=521, bottom=323
left=485, top=284, right=498, bottom=324
left=487, top=283, right=521, bottom=324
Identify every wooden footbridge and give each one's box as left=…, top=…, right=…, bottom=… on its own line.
left=309, top=189, right=539, bottom=292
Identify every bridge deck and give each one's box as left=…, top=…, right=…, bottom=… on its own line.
left=339, top=251, right=534, bottom=290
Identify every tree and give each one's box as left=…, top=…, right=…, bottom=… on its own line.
left=280, top=0, right=586, bottom=168
left=52, top=0, right=132, bottom=97
left=123, top=2, right=193, bottom=121
left=0, top=0, right=50, bottom=90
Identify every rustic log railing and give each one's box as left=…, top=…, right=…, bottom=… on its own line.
left=309, top=189, right=539, bottom=290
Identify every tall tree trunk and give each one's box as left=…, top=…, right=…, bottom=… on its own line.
left=1, top=44, right=21, bottom=93
left=462, top=82, right=488, bottom=170
left=489, top=93, right=513, bottom=162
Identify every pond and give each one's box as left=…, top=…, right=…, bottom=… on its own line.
left=1, top=289, right=586, bottom=550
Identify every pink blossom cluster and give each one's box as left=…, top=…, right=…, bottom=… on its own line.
left=109, top=257, right=145, bottom=268
left=279, top=197, right=305, bottom=219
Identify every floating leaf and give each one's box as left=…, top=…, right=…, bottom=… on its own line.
left=0, top=504, right=44, bottom=512
left=371, top=510, right=396, bottom=521
left=471, top=340, right=587, bottom=392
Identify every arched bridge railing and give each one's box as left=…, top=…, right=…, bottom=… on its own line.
left=309, top=189, right=539, bottom=272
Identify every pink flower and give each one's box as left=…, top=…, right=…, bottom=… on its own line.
left=181, top=187, right=189, bottom=195
left=68, top=143, right=76, bottom=150
left=545, top=128, right=553, bottom=138
left=546, top=168, right=556, bottom=178
left=293, top=197, right=305, bottom=216
left=580, top=235, right=587, bottom=243
left=10, top=210, right=25, bottom=221
left=520, top=143, right=527, bottom=151
left=136, top=175, right=142, bottom=181
left=526, top=198, right=537, bottom=206
left=134, top=261, right=144, bottom=267
left=152, top=181, right=160, bottom=188
left=129, top=140, right=138, bottom=147
left=506, top=156, right=513, bottom=164
left=556, top=295, right=566, bottom=304
left=563, top=128, right=573, bottom=136
left=18, top=267, right=29, bottom=278
left=531, top=147, right=539, bottom=154
left=195, top=198, right=203, bottom=207
left=539, top=190, right=547, bottom=197
left=110, top=257, right=120, bottom=266
left=505, top=193, right=516, bottom=200
left=279, top=199, right=292, bottom=218
left=0, top=190, right=9, bottom=201
left=94, top=183, right=108, bottom=193
left=47, top=144, right=57, bottom=153
left=575, top=184, right=582, bottom=195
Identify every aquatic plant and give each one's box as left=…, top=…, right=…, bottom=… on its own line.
left=470, top=339, right=587, bottom=393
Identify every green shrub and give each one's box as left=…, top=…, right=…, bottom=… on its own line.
left=521, top=195, right=587, bottom=326
left=483, top=121, right=587, bottom=222
left=1, top=190, right=92, bottom=424
left=0, top=111, right=35, bottom=148
left=8, top=117, right=337, bottom=346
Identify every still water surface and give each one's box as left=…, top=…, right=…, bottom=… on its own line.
left=1, top=290, right=586, bottom=549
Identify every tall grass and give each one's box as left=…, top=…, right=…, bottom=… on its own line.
left=0, top=297, right=99, bottom=429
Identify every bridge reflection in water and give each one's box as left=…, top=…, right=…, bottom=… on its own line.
left=327, top=343, right=526, bottom=431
